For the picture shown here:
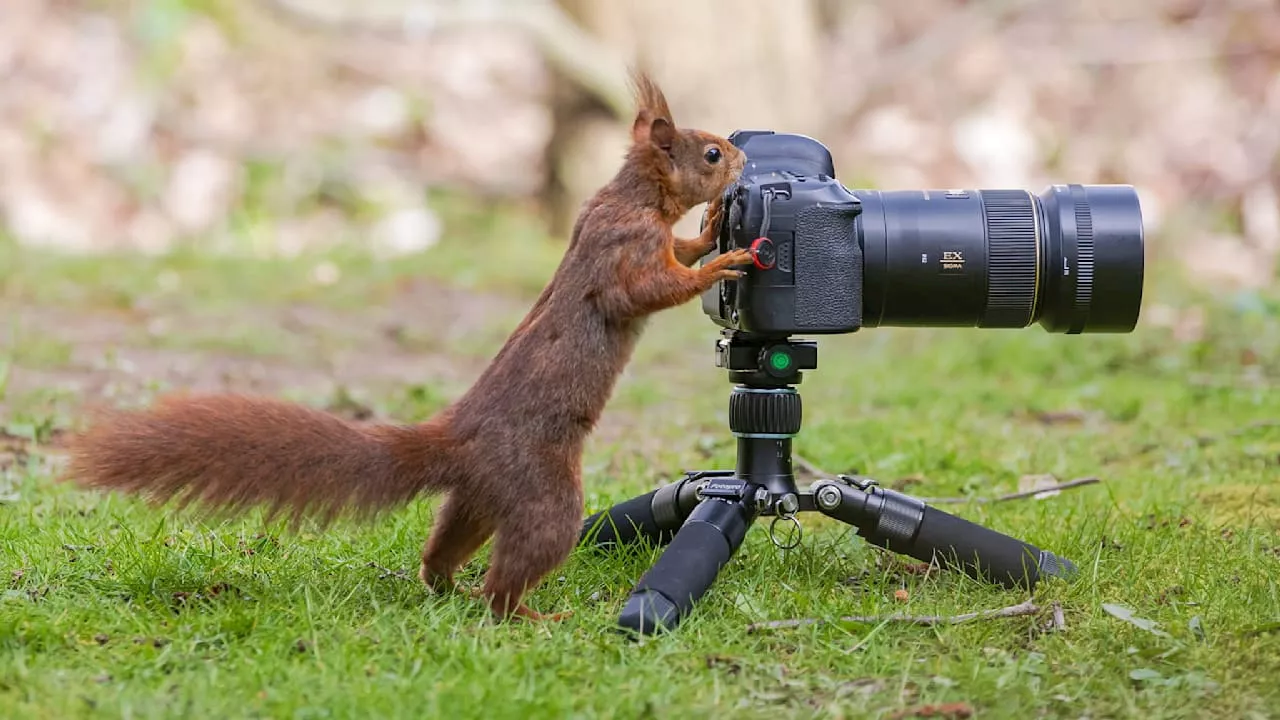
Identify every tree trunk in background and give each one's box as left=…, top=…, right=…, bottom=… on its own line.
left=548, top=0, right=832, bottom=237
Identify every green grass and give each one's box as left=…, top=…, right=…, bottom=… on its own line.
left=1, top=214, right=1279, bottom=719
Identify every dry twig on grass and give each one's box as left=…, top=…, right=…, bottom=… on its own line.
left=792, top=454, right=1101, bottom=504
left=746, top=599, right=1041, bottom=632
left=919, top=476, right=1101, bottom=504
left=791, top=453, right=829, bottom=479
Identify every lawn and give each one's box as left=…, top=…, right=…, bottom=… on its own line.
left=1, top=202, right=1279, bottom=719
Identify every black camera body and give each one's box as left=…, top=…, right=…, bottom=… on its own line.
left=702, top=130, right=1146, bottom=339
left=701, top=131, right=864, bottom=336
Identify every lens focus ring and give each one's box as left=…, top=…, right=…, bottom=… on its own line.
left=980, top=190, right=1039, bottom=328
left=1072, top=189, right=1095, bottom=332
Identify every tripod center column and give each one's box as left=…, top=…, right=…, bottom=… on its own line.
left=729, top=385, right=802, bottom=498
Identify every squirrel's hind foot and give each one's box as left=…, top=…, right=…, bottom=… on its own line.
left=419, top=564, right=468, bottom=596
left=465, top=586, right=572, bottom=623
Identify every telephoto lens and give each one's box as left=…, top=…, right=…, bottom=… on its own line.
left=855, top=184, right=1144, bottom=334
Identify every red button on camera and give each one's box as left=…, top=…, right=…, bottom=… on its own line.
left=749, top=237, right=776, bottom=270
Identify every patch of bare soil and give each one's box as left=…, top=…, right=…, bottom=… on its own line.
left=1, top=278, right=530, bottom=420
left=2, top=274, right=708, bottom=478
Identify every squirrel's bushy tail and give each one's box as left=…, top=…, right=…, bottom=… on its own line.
left=64, top=393, right=459, bottom=526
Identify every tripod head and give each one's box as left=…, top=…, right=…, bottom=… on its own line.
left=714, top=330, right=817, bottom=388
left=579, top=331, right=1080, bottom=636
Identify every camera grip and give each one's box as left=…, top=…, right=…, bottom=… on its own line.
left=794, top=202, right=862, bottom=331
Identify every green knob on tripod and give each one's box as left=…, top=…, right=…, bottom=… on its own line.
left=761, top=346, right=794, bottom=377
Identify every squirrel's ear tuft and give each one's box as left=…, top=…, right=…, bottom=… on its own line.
left=628, top=68, right=674, bottom=125
left=628, top=67, right=676, bottom=154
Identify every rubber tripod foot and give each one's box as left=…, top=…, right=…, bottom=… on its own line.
left=617, top=590, right=680, bottom=637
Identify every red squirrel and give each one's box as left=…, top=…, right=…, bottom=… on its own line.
left=63, top=71, right=753, bottom=622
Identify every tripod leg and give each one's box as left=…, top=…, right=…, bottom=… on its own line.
left=617, top=478, right=763, bottom=636
left=811, top=479, right=1077, bottom=589
left=578, top=471, right=729, bottom=550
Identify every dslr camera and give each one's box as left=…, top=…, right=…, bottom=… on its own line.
left=701, top=130, right=1145, bottom=337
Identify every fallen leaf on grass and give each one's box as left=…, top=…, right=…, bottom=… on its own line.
left=1189, top=615, right=1206, bottom=641
left=889, top=702, right=974, bottom=719
left=891, top=475, right=928, bottom=490
left=705, top=654, right=743, bottom=674
left=1102, top=603, right=1171, bottom=638
left=1048, top=602, right=1066, bottom=632
left=1030, top=410, right=1089, bottom=425
left=836, top=678, right=887, bottom=698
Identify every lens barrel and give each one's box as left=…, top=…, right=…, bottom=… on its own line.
left=856, top=184, right=1144, bottom=334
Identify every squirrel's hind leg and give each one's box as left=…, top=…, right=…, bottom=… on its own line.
left=419, top=494, right=495, bottom=595
left=479, top=493, right=582, bottom=623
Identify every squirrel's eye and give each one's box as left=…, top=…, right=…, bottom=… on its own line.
left=704, top=147, right=722, bottom=164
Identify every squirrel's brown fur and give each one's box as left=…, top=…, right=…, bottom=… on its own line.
left=64, top=70, right=752, bottom=622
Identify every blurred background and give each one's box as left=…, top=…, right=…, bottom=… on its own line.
left=5, top=4, right=1280, bottom=714
left=3, top=0, right=1277, bottom=280
left=1, top=0, right=1278, bottom=419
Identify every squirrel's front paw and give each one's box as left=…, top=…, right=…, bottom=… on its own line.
left=701, top=248, right=752, bottom=283
left=714, top=268, right=746, bottom=282
left=713, top=248, right=753, bottom=269
left=703, top=200, right=725, bottom=230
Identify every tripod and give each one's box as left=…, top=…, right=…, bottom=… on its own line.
left=578, top=332, right=1078, bottom=636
